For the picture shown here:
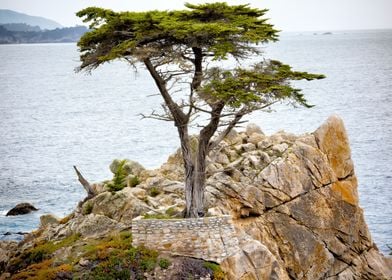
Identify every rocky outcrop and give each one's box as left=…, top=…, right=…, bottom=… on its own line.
left=203, top=115, right=392, bottom=279
left=1, top=115, right=391, bottom=279
left=40, top=214, right=60, bottom=227
left=6, top=203, right=38, bottom=216
left=0, top=241, right=17, bottom=273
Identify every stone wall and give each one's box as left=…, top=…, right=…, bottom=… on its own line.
left=131, top=216, right=239, bottom=263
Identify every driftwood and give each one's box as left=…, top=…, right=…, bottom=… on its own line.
left=73, top=166, right=96, bottom=199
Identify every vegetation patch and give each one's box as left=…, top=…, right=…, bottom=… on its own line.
left=106, top=159, right=128, bottom=192
left=204, top=261, right=226, bottom=280
left=8, top=230, right=168, bottom=279
left=78, top=231, right=161, bottom=279
left=82, top=201, right=93, bottom=215
left=127, top=175, right=140, bottom=188
left=143, top=213, right=174, bottom=220
left=148, top=186, right=161, bottom=197
left=158, top=258, right=171, bottom=269
left=8, top=234, right=80, bottom=274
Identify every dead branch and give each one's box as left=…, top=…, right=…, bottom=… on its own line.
left=73, top=166, right=96, bottom=198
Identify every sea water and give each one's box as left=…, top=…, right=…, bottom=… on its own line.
left=0, top=30, right=391, bottom=254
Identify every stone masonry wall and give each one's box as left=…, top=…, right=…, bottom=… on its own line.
left=131, top=216, right=239, bottom=263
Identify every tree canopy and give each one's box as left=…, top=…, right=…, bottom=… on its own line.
left=77, top=2, right=325, bottom=217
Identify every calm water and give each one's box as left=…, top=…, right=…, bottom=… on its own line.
left=0, top=30, right=391, bottom=254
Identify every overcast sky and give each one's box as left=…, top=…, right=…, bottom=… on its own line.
left=1, top=0, right=391, bottom=32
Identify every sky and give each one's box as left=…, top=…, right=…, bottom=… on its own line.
left=0, top=0, right=391, bottom=32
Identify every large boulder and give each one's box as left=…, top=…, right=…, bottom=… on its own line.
left=39, top=214, right=60, bottom=227
left=6, top=203, right=38, bottom=216
left=67, top=214, right=126, bottom=238
left=221, top=234, right=288, bottom=280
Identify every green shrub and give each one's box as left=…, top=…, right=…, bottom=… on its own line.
left=204, top=261, right=226, bottom=280
left=82, top=201, right=93, bottom=215
left=165, top=207, right=177, bottom=216
left=158, top=258, right=171, bottom=269
left=127, top=175, right=140, bottom=188
left=107, top=159, right=128, bottom=192
left=86, top=259, right=130, bottom=280
left=148, top=186, right=161, bottom=197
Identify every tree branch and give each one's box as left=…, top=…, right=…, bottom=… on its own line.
left=208, top=107, right=247, bottom=151
left=191, top=47, right=203, bottom=91
left=143, top=58, right=188, bottom=125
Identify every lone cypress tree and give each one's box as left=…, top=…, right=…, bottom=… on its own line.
left=77, top=2, right=324, bottom=218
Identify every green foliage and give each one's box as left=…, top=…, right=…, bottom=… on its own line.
left=127, top=174, right=140, bottom=188
left=148, top=186, right=161, bottom=197
left=201, top=60, right=325, bottom=108
left=107, top=159, right=128, bottom=192
left=203, top=261, right=225, bottom=280
left=165, top=206, right=177, bottom=216
left=79, top=231, right=160, bottom=279
left=158, top=258, right=171, bottom=269
left=77, top=2, right=324, bottom=115
left=82, top=201, right=93, bottom=215
left=85, top=259, right=131, bottom=280
left=143, top=213, right=173, bottom=219
left=77, top=2, right=278, bottom=70
left=9, top=234, right=80, bottom=273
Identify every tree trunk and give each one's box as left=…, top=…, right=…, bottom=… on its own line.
left=177, top=124, right=196, bottom=218
left=185, top=103, right=225, bottom=218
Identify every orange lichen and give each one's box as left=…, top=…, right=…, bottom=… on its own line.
left=331, top=179, right=358, bottom=205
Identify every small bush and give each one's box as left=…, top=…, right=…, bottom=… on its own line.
left=172, top=257, right=211, bottom=279
left=82, top=201, right=93, bottom=215
left=158, top=258, right=171, bottom=269
left=127, top=175, right=140, bottom=188
left=148, top=186, right=161, bottom=197
left=204, top=261, right=226, bottom=280
left=107, top=159, right=128, bottom=192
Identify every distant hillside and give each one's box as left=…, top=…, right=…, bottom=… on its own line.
left=0, top=23, right=41, bottom=32
left=0, top=9, right=62, bottom=30
left=0, top=25, right=88, bottom=44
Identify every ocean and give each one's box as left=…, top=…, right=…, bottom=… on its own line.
left=0, top=30, right=391, bottom=254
